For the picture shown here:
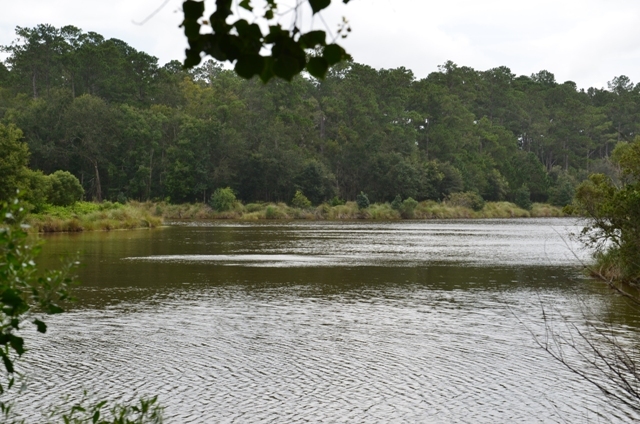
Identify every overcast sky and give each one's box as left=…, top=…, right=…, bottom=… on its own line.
left=2, top=0, right=640, bottom=90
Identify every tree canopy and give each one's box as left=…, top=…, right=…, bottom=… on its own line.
left=1, top=25, right=639, bottom=208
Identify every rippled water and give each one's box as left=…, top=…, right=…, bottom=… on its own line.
left=11, top=219, right=640, bottom=422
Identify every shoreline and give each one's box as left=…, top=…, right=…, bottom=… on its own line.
left=26, top=200, right=567, bottom=233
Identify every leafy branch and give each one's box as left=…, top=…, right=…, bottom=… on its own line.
left=181, top=0, right=352, bottom=81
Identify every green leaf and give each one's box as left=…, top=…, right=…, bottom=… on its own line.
left=92, top=410, right=100, bottom=424
left=1, top=353, right=14, bottom=374
left=309, top=0, right=331, bottom=14
left=34, top=319, right=47, bottom=333
left=323, top=43, right=346, bottom=65
left=299, top=31, right=326, bottom=49
left=306, top=57, right=329, bottom=79
left=183, top=1, right=205, bottom=20
left=183, top=21, right=201, bottom=40
left=235, top=54, right=265, bottom=79
left=1, top=289, right=25, bottom=313
left=46, top=304, right=65, bottom=314
left=273, top=55, right=302, bottom=81
left=239, top=0, right=253, bottom=11
left=259, top=57, right=275, bottom=83
left=9, top=335, right=24, bottom=356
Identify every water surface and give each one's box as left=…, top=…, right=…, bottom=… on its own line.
left=13, top=219, right=640, bottom=422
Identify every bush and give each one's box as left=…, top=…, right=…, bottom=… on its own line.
left=391, top=194, right=402, bottom=210
left=484, top=169, right=509, bottom=201
left=291, top=190, right=312, bottom=209
left=575, top=138, right=640, bottom=284
left=513, top=184, right=532, bottom=210
left=245, top=203, right=264, bottom=213
left=48, top=170, right=84, bottom=206
left=400, top=197, right=419, bottom=218
left=446, top=191, right=485, bottom=211
left=549, top=172, right=576, bottom=206
left=22, top=168, right=51, bottom=212
left=356, top=191, right=370, bottom=209
left=210, top=187, right=236, bottom=211
left=329, top=196, right=345, bottom=206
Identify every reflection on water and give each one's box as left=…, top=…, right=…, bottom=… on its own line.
left=12, top=219, right=640, bottom=422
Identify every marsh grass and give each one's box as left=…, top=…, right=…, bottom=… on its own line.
left=28, top=199, right=565, bottom=232
left=27, top=201, right=163, bottom=233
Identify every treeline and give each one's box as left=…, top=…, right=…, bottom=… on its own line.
left=0, top=24, right=637, bottom=206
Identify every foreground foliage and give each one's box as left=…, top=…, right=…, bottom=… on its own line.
left=0, top=198, right=163, bottom=422
left=0, top=198, right=77, bottom=401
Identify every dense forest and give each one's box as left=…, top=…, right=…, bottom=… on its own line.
left=0, top=24, right=637, bottom=206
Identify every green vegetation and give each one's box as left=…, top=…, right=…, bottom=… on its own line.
left=143, top=198, right=562, bottom=221
left=210, top=187, right=237, bottom=211
left=26, top=201, right=163, bottom=233
left=291, top=190, right=312, bottom=209
left=0, top=25, right=635, bottom=213
left=356, top=192, right=370, bottom=210
left=574, top=138, right=640, bottom=285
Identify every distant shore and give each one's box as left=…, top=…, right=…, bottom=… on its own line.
left=27, top=200, right=566, bottom=233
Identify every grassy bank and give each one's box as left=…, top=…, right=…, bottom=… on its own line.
left=146, top=199, right=565, bottom=221
left=27, top=199, right=565, bottom=233
left=27, top=201, right=163, bottom=232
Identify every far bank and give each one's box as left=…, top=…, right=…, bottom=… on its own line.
left=26, top=200, right=566, bottom=233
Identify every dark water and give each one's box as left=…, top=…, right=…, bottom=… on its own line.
left=12, top=219, right=640, bottom=422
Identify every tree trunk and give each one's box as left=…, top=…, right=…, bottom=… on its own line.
left=147, top=150, right=153, bottom=200
left=94, top=160, right=102, bottom=203
left=31, top=71, right=37, bottom=99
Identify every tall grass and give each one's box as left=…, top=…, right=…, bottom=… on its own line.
left=29, top=199, right=565, bottom=232
left=27, top=201, right=162, bottom=233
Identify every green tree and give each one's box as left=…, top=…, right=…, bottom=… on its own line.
left=356, top=191, right=369, bottom=209
left=48, top=170, right=84, bottom=206
left=513, top=184, right=532, bottom=210
left=0, top=124, right=29, bottom=202
left=291, top=190, right=312, bottom=208
left=575, top=138, right=640, bottom=283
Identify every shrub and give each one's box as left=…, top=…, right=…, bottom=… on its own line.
left=391, top=194, right=402, bottom=210
left=400, top=197, right=419, bottom=218
left=210, top=187, right=236, bottom=211
left=513, top=184, right=532, bottom=210
left=291, top=190, right=312, bottom=209
left=22, top=168, right=51, bottom=212
left=243, top=203, right=261, bottom=213
left=329, top=196, right=345, bottom=206
left=575, top=139, right=640, bottom=284
left=265, top=205, right=285, bottom=219
left=446, top=191, right=485, bottom=211
left=549, top=173, right=576, bottom=206
left=484, top=169, right=509, bottom=201
left=356, top=191, right=370, bottom=209
left=48, top=170, right=84, bottom=206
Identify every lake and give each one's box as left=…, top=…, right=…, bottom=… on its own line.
left=12, top=218, right=640, bottom=422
